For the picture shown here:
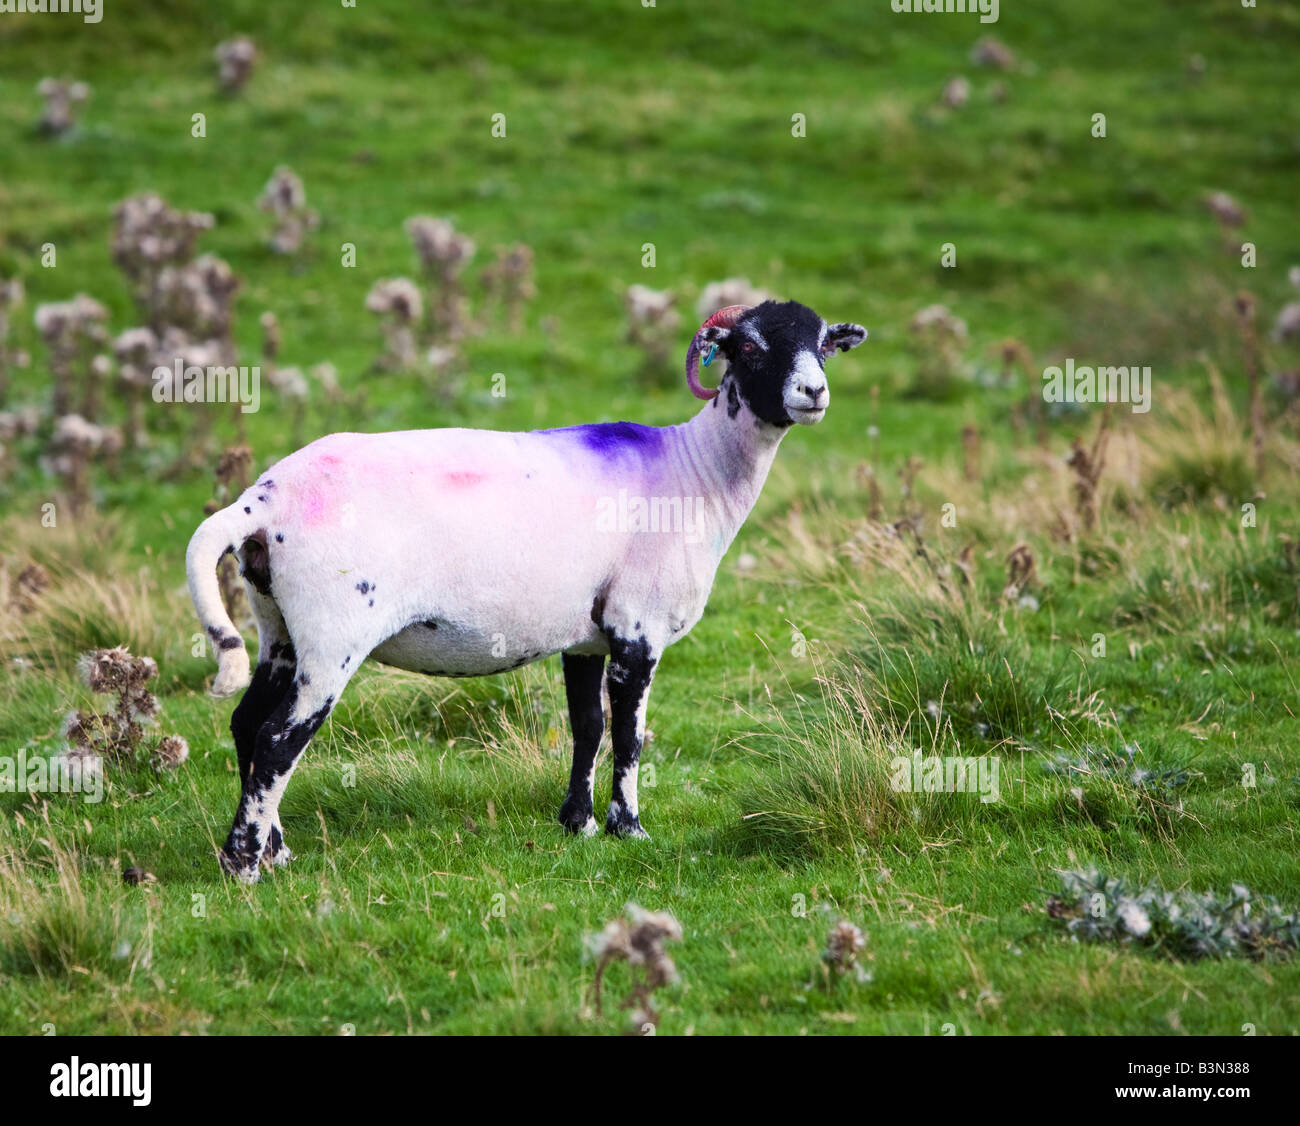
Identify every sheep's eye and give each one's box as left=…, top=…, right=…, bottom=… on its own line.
left=741, top=341, right=756, bottom=354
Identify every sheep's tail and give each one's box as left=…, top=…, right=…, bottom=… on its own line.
left=186, top=501, right=257, bottom=698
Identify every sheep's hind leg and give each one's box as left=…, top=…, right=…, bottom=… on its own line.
left=603, top=635, right=657, bottom=839
left=219, top=655, right=353, bottom=883
left=229, top=591, right=298, bottom=867
left=558, top=652, right=605, bottom=836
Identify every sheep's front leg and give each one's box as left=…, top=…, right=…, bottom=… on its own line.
left=604, top=636, right=657, bottom=839
left=558, top=652, right=605, bottom=836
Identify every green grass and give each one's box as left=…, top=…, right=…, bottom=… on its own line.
left=1, top=0, right=1299, bottom=1034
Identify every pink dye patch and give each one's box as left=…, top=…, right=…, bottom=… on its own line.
left=301, top=490, right=328, bottom=524
left=443, top=471, right=486, bottom=489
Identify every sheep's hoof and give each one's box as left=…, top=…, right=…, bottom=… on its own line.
left=604, top=813, right=650, bottom=840
left=217, top=848, right=261, bottom=884
left=262, top=843, right=293, bottom=869
left=558, top=796, right=598, bottom=836
left=263, top=827, right=293, bottom=867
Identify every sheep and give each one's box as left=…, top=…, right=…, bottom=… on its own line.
left=187, top=299, right=866, bottom=881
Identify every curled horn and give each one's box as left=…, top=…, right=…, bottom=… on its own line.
left=685, top=304, right=751, bottom=400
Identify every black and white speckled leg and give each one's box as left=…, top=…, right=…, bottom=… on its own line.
left=229, top=589, right=298, bottom=868
left=219, top=656, right=351, bottom=882
left=558, top=652, right=605, bottom=835
left=603, top=635, right=657, bottom=838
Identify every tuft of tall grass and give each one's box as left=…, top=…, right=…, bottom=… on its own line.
left=0, top=813, right=152, bottom=981
left=731, top=658, right=991, bottom=860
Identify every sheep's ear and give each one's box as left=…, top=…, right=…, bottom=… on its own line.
left=699, top=324, right=733, bottom=347
left=823, top=322, right=867, bottom=354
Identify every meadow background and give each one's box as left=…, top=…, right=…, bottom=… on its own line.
left=1, top=0, right=1299, bottom=1034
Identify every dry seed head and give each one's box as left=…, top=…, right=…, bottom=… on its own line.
left=823, top=919, right=867, bottom=971
left=970, top=37, right=1016, bottom=71
left=153, top=735, right=190, bottom=771
left=1204, top=191, right=1245, bottom=227
left=695, top=278, right=771, bottom=322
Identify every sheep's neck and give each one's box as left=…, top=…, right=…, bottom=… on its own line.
left=671, top=386, right=787, bottom=555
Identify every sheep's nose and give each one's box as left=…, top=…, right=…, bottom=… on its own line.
left=799, top=383, right=828, bottom=405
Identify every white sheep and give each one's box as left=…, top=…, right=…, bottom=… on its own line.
left=188, top=299, right=866, bottom=881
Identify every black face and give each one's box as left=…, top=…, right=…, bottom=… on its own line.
left=703, top=300, right=867, bottom=427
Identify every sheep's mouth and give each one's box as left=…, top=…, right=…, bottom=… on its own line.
left=788, top=405, right=826, bottom=424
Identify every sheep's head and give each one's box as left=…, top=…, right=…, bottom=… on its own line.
left=686, top=300, right=866, bottom=426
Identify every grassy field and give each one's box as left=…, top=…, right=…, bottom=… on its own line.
left=1, top=0, right=1299, bottom=1035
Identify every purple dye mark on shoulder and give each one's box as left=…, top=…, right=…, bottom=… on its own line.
left=542, top=421, right=666, bottom=461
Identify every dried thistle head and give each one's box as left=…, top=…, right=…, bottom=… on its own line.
left=624, top=285, right=678, bottom=329
left=34, top=294, right=110, bottom=346
left=970, top=37, right=1016, bottom=71
left=366, top=278, right=423, bottom=323
left=942, top=75, right=971, bottom=109
left=823, top=919, right=866, bottom=973
left=1004, top=543, right=1037, bottom=599
left=1273, top=303, right=1300, bottom=344
left=37, top=77, right=90, bottom=134
left=214, top=36, right=258, bottom=93
left=586, top=904, right=683, bottom=1025
left=406, top=216, right=475, bottom=278
left=1204, top=191, right=1245, bottom=228
left=269, top=366, right=310, bottom=400
left=52, top=744, right=103, bottom=784
left=77, top=646, right=157, bottom=695
left=694, top=278, right=771, bottom=322
left=0, top=277, right=24, bottom=311
left=259, top=166, right=307, bottom=216
left=9, top=562, right=50, bottom=613
left=111, top=193, right=214, bottom=305
left=911, top=304, right=968, bottom=340
left=259, top=310, right=281, bottom=360
left=51, top=413, right=113, bottom=457
left=153, top=735, right=190, bottom=771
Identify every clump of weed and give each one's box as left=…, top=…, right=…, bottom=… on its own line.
left=257, top=166, right=319, bottom=255
left=696, top=278, right=771, bottom=322
left=624, top=284, right=680, bottom=377
left=1046, top=868, right=1300, bottom=961
left=822, top=918, right=870, bottom=984
left=35, top=294, right=110, bottom=420
left=585, top=904, right=682, bottom=1033
left=0, top=815, right=153, bottom=980
left=64, top=647, right=189, bottom=773
left=479, top=243, right=535, bottom=333
left=732, top=657, right=994, bottom=859
left=366, top=278, right=423, bottom=371
left=36, top=77, right=89, bottom=136
left=406, top=215, right=475, bottom=342
left=1066, top=412, right=1110, bottom=533
left=907, top=304, right=968, bottom=401
left=6, top=561, right=50, bottom=615
left=47, top=414, right=121, bottom=514
left=214, top=36, right=257, bottom=95
left=1042, top=742, right=1193, bottom=802
left=1143, top=370, right=1261, bottom=509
